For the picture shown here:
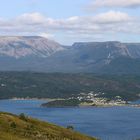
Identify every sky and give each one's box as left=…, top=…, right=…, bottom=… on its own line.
left=0, top=0, right=140, bottom=45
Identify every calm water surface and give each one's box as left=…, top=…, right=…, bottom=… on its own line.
left=0, top=99, right=140, bottom=140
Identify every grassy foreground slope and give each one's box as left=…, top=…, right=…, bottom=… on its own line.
left=0, top=112, right=96, bottom=140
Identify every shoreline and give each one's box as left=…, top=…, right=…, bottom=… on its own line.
left=1, top=97, right=140, bottom=108
left=9, top=97, right=64, bottom=102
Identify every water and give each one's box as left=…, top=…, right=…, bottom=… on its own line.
left=0, top=99, right=140, bottom=140
left=131, top=100, right=140, bottom=105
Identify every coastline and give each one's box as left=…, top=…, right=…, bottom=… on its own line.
left=9, top=97, right=64, bottom=102
left=2, top=97, right=140, bottom=108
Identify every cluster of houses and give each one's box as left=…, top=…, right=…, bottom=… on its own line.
left=73, top=91, right=127, bottom=106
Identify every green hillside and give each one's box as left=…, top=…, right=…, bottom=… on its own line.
left=0, top=112, right=96, bottom=140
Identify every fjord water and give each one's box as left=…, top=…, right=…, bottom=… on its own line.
left=0, top=100, right=140, bottom=140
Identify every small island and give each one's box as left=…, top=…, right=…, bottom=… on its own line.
left=41, top=98, right=101, bottom=108
left=41, top=95, right=129, bottom=108
left=41, top=99, right=81, bottom=107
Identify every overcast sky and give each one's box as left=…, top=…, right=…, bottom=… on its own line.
left=0, top=0, right=140, bottom=45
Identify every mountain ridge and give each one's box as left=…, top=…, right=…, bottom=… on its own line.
left=0, top=36, right=64, bottom=58
left=0, top=36, right=140, bottom=74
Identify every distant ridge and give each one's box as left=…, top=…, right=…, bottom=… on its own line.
left=0, top=36, right=64, bottom=58
left=0, top=36, right=140, bottom=74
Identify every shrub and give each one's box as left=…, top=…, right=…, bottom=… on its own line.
left=19, top=113, right=27, bottom=121
left=66, top=125, right=74, bottom=130
left=10, top=122, right=16, bottom=128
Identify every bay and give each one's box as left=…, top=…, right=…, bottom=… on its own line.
left=0, top=99, right=140, bottom=140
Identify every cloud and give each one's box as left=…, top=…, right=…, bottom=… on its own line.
left=88, top=0, right=140, bottom=9
left=16, top=12, right=46, bottom=25
left=93, top=11, right=132, bottom=23
left=0, top=11, right=139, bottom=43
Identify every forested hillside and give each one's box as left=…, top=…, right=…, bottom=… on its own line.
left=0, top=72, right=140, bottom=101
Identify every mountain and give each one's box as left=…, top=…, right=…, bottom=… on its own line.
left=0, top=36, right=65, bottom=71
left=0, top=36, right=64, bottom=58
left=0, top=36, right=140, bottom=74
left=40, top=41, right=140, bottom=73
left=0, top=112, right=96, bottom=140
